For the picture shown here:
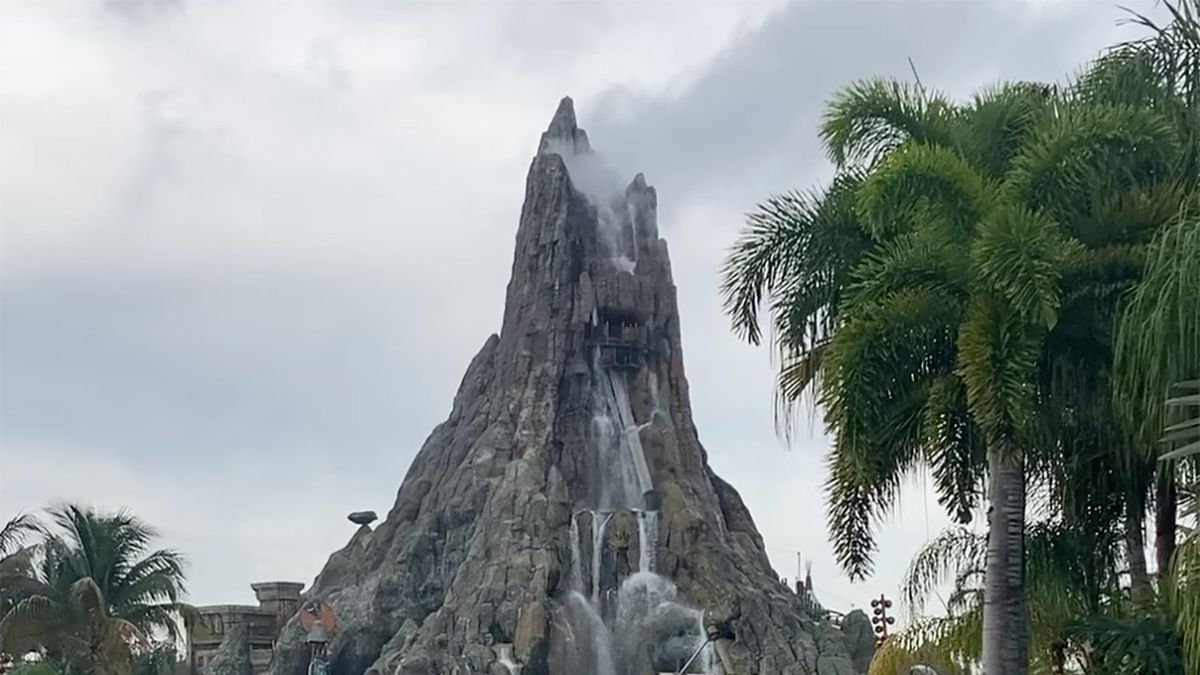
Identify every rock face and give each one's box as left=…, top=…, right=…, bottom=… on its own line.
left=208, top=623, right=253, bottom=675
left=840, top=610, right=877, bottom=673
left=268, top=98, right=861, bottom=675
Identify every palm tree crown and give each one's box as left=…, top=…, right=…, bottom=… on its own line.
left=0, top=505, right=191, bottom=675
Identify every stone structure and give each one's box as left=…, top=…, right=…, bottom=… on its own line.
left=267, top=98, right=868, bottom=675
left=190, top=582, right=304, bottom=675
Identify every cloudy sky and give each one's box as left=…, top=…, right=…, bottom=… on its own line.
left=0, top=0, right=1166, bottom=618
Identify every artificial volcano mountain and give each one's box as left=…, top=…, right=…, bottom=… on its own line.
left=267, top=99, right=868, bottom=675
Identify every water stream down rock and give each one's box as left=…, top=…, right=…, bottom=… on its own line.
left=267, top=98, right=866, bottom=675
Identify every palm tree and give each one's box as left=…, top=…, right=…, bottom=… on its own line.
left=1, top=514, right=43, bottom=626
left=871, top=521, right=1133, bottom=675
left=724, top=71, right=1185, bottom=673
left=1084, top=0, right=1200, bottom=591
left=1116, top=204, right=1200, bottom=671
left=0, top=505, right=192, bottom=675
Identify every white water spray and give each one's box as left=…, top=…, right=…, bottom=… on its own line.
left=570, top=511, right=583, bottom=589
left=548, top=128, right=715, bottom=675
left=591, top=511, right=614, bottom=604
left=567, top=591, right=617, bottom=675
left=637, top=510, right=658, bottom=574
left=497, top=644, right=523, bottom=675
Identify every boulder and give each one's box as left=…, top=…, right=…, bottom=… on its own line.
left=346, top=511, right=377, bottom=526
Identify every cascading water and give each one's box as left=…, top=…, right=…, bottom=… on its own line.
left=556, top=143, right=714, bottom=674
left=591, top=512, right=614, bottom=604
left=637, top=510, right=658, bottom=574
left=570, top=512, right=583, bottom=588
left=612, top=573, right=715, bottom=675
left=559, top=344, right=715, bottom=675
left=567, top=591, right=618, bottom=675
left=497, top=644, right=523, bottom=675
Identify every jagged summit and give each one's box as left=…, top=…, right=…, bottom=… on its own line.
left=547, top=96, right=577, bottom=136
left=263, top=100, right=867, bottom=675
left=539, top=95, right=591, bottom=156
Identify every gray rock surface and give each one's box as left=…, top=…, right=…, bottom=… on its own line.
left=346, top=511, right=377, bottom=526
left=840, top=610, right=876, bottom=673
left=268, top=98, right=861, bottom=675
left=207, top=622, right=252, bottom=675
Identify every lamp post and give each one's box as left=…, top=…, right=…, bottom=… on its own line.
left=870, top=594, right=895, bottom=646
left=305, top=618, right=330, bottom=675
left=299, top=600, right=336, bottom=675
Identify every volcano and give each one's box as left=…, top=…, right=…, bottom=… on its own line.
left=266, top=99, right=870, bottom=675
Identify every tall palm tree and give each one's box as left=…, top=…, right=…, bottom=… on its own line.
left=724, top=74, right=1184, bottom=674
left=1116, top=205, right=1200, bottom=671
left=0, top=505, right=192, bottom=675
left=1084, top=0, right=1200, bottom=588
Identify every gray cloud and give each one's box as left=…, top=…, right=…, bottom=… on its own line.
left=586, top=0, right=1139, bottom=206
left=0, top=0, right=1163, bottom=615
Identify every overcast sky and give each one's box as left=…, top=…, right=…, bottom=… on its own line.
left=0, top=0, right=1165, bottom=619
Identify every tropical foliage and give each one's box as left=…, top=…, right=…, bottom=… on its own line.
left=722, top=1, right=1199, bottom=673
left=1, top=514, right=43, bottom=621
left=0, top=506, right=191, bottom=675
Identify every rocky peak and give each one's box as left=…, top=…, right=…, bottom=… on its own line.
left=266, top=98, right=865, bottom=675
left=539, top=96, right=591, bottom=157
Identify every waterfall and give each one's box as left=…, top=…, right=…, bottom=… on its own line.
left=591, top=511, right=614, bottom=604
left=599, top=369, right=654, bottom=510
left=690, top=611, right=716, bottom=674
left=567, top=591, right=618, bottom=675
left=570, top=512, right=583, bottom=589
left=591, top=411, right=619, bottom=509
left=637, top=510, right=658, bottom=574
left=559, top=275, right=721, bottom=675
left=593, top=195, right=635, bottom=273
left=612, top=573, right=714, bottom=675
left=497, top=644, right=523, bottom=675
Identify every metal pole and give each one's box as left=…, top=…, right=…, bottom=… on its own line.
left=870, top=594, right=895, bottom=645
left=675, top=638, right=713, bottom=675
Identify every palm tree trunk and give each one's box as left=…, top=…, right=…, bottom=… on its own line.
left=1124, top=496, right=1153, bottom=605
left=1154, top=464, right=1177, bottom=580
left=982, top=443, right=1027, bottom=675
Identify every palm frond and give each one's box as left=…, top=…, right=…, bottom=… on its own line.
left=1115, top=204, right=1200, bottom=447
left=1007, top=102, right=1181, bottom=233
left=972, top=204, right=1076, bottom=329
left=112, top=549, right=187, bottom=609
left=901, top=527, right=985, bottom=614
left=1170, top=535, right=1200, bottom=674
left=842, top=231, right=969, bottom=312
left=1093, top=0, right=1200, bottom=184
left=721, top=170, right=869, bottom=347
left=822, top=287, right=961, bottom=578
left=963, top=81, right=1059, bottom=179
left=1070, top=613, right=1183, bottom=674
left=922, top=376, right=986, bottom=524
left=957, top=296, right=1044, bottom=444
left=855, top=141, right=990, bottom=242
left=869, top=614, right=980, bottom=675
left=820, top=77, right=958, bottom=168
left=1160, top=382, right=1200, bottom=464
left=0, top=513, right=42, bottom=558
